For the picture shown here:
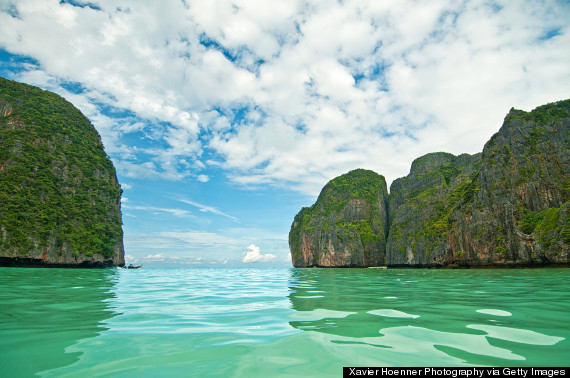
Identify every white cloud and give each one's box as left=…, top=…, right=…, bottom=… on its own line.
left=242, top=244, right=276, bottom=263
left=145, top=253, right=165, bottom=261
left=177, top=198, right=238, bottom=221
left=122, top=204, right=192, bottom=218
left=0, top=0, right=568, bottom=195
left=197, top=175, right=209, bottom=182
left=161, top=231, right=242, bottom=247
left=121, top=224, right=289, bottom=262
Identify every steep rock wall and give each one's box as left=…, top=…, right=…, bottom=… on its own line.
left=290, top=99, right=569, bottom=268
left=386, top=152, right=481, bottom=266
left=289, top=169, right=388, bottom=267
left=444, top=105, right=569, bottom=266
left=0, top=77, right=125, bottom=267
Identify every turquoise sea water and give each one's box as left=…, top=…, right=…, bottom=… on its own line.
left=0, top=267, right=568, bottom=377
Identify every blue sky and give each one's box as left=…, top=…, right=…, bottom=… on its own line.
left=0, top=0, right=569, bottom=266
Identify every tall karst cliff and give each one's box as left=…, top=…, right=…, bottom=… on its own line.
left=0, top=77, right=125, bottom=267
left=290, top=169, right=388, bottom=267
left=386, top=152, right=482, bottom=266
left=446, top=102, right=569, bottom=266
left=290, top=99, right=569, bottom=268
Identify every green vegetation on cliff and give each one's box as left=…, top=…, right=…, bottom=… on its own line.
left=314, top=169, right=387, bottom=217
left=290, top=169, right=388, bottom=267
left=386, top=152, right=482, bottom=265
left=505, top=99, right=570, bottom=125
left=290, top=98, right=569, bottom=268
left=0, top=77, right=124, bottom=264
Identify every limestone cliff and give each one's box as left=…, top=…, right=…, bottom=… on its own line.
left=290, top=99, right=569, bottom=268
left=444, top=102, right=569, bottom=266
left=289, top=169, right=388, bottom=267
left=0, top=77, right=125, bottom=267
left=386, top=152, right=481, bottom=266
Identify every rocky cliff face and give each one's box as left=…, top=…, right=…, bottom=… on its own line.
left=444, top=103, right=569, bottom=267
left=386, top=152, right=481, bottom=266
left=0, top=77, right=125, bottom=267
left=290, top=99, right=569, bottom=268
left=289, top=169, right=388, bottom=267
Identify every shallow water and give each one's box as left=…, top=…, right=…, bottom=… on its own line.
left=0, top=267, right=568, bottom=377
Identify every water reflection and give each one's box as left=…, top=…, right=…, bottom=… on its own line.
left=0, top=268, right=118, bottom=377
left=288, top=268, right=569, bottom=366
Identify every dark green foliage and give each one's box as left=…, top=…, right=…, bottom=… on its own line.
left=439, top=164, right=460, bottom=186
left=411, top=152, right=456, bottom=172
left=516, top=203, right=568, bottom=251
left=289, top=169, right=388, bottom=267
left=563, top=178, right=570, bottom=198
left=562, top=226, right=570, bottom=244
left=519, top=210, right=546, bottom=234
left=291, top=98, right=569, bottom=267
left=421, top=173, right=479, bottom=240
left=506, top=99, right=570, bottom=125
left=316, top=169, right=387, bottom=214
left=517, top=165, right=535, bottom=185
left=536, top=206, right=563, bottom=249
left=0, top=77, right=122, bottom=259
left=540, top=208, right=560, bottom=232
left=527, top=127, right=547, bottom=154
left=302, top=169, right=387, bottom=230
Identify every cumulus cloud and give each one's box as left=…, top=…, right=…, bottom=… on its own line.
left=0, top=0, right=568, bottom=194
left=145, top=253, right=165, bottom=261
left=242, top=244, right=276, bottom=263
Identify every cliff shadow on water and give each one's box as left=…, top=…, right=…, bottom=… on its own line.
left=289, top=99, right=570, bottom=268
left=0, top=268, right=119, bottom=376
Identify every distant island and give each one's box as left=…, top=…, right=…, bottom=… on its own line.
left=0, top=77, right=125, bottom=267
left=290, top=99, right=569, bottom=268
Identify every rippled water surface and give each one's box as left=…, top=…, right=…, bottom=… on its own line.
left=0, top=267, right=568, bottom=377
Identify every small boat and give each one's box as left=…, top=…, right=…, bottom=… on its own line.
left=126, top=263, right=143, bottom=269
